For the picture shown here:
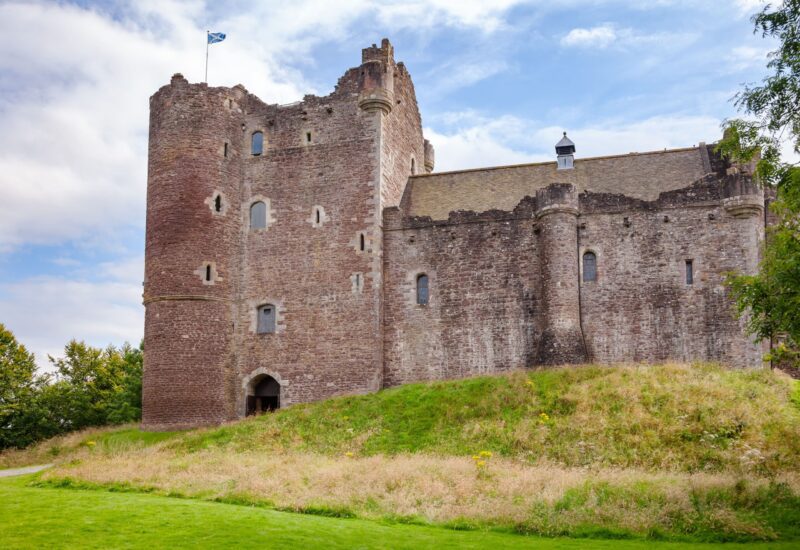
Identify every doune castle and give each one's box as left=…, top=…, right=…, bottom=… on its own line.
left=143, top=39, right=767, bottom=429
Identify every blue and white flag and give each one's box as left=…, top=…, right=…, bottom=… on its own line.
left=208, top=32, right=226, bottom=44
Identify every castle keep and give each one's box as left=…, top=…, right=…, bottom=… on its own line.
left=143, top=39, right=767, bottom=429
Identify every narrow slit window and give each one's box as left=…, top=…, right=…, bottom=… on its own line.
left=223, top=142, right=228, bottom=158
left=251, top=131, right=264, bottom=156
left=214, top=195, right=222, bottom=212
left=583, top=251, right=597, bottom=282
left=306, top=132, right=312, bottom=143
left=205, top=265, right=212, bottom=281
left=411, top=158, right=416, bottom=175
left=685, top=260, right=694, bottom=285
left=257, top=304, right=276, bottom=334
left=359, top=233, right=365, bottom=251
left=250, top=201, right=267, bottom=229
left=416, top=274, right=429, bottom=306
left=316, top=208, right=321, bottom=224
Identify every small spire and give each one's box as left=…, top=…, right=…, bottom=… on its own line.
left=555, top=132, right=575, bottom=154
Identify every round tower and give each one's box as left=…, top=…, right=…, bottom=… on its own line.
left=535, top=182, right=588, bottom=365
left=142, top=74, right=245, bottom=429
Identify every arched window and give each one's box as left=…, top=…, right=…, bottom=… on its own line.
left=250, top=201, right=267, bottom=229
left=416, top=273, right=429, bottom=305
left=205, top=265, right=212, bottom=282
left=359, top=233, right=365, bottom=251
left=251, top=131, right=264, bottom=156
left=257, top=304, right=276, bottom=334
left=583, top=251, right=597, bottom=282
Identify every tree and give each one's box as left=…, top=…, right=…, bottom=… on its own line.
left=47, top=340, right=144, bottom=431
left=0, top=332, right=144, bottom=450
left=0, top=324, right=41, bottom=449
left=720, top=1, right=800, bottom=364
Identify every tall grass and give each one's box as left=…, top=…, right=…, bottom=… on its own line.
left=171, top=363, right=800, bottom=473
left=5, top=363, right=800, bottom=542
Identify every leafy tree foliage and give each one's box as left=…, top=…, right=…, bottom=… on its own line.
left=0, top=324, right=41, bottom=449
left=721, top=1, right=800, bottom=364
left=0, top=326, right=143, bottom=450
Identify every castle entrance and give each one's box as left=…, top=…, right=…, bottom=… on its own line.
left=246, top=375, right=280, bottom=415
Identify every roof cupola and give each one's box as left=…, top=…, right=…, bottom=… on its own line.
left=556, top=132, right=575, bottom=170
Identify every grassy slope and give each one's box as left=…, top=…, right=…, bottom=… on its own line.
left=176, top=363, right=800, bottom=472
left=3, top=363, right=800, bottom=543
left=0, top=475, right=795, bottom=550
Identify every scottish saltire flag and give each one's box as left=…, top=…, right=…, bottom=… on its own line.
left=208, top=32, right=226, bottom=44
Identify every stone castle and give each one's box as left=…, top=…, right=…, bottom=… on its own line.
left=143, top=39, right=767, bottom=429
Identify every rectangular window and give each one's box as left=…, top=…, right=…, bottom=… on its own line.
left=685, top=260, right=694, bottom=285
left=257, top=305, right=276, bottom=334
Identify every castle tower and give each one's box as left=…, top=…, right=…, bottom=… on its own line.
left=720, top=153, right=767, bottom=366
left=142, top=75, right=246, bottom=429
left=142, top=39, right=426, bottom=428
left=535, top=181, right=588, bottom=365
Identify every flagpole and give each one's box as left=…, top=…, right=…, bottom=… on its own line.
left=205, top=30, right=209, bottom=83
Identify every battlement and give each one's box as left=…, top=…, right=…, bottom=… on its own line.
left=362, top=38, right=394, bottom=65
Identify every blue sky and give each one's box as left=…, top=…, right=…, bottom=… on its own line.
left=0, top=0, right=784, bottom=367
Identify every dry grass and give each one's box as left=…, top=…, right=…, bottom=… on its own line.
left=41, top=447, right=800, bottom=540
left=7, top=363, right=800, bottom=541
left=0, top=425, right=138, bottom=469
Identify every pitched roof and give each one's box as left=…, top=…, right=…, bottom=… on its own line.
left=403, top=146, right=708, bottom=220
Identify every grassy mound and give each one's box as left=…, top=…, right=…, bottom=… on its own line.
left=4, top=363, right=800, bottom=543
left=174, top=363, right=800, bottom=473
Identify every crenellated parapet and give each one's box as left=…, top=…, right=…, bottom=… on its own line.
left=358, top=39, right=395, bottom=115
left=721, top=173, right=764, bottom=219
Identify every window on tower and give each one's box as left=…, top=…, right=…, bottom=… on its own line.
left=250, top=201, right=267, bottom=229
left=416, top=273, right=429, bottom=306
left=251, top=131, right=264, bottom=156
left=257, top=304, right=276, bottom=334
left=583, top=251, right=597, bottom=282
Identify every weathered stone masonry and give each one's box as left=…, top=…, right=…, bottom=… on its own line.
left=143, top=39, right=767, bottom=429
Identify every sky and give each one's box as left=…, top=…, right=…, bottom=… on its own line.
left=0, top=0, right=786, bottom=368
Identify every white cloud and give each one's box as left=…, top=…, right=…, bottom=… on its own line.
left=734, top=0, right=766, bottom=16
left=727, top=45, right=771, bottom=71
left=0, top=0, right=529, bottom=253
left=427, top=111, right=723, bottom=171
left=0, top=255, right=145, bottom=370
left=375, top=0, right=529, bottom=33
left=560, top=23, right=695, bottom=50
left=561, top=24, right=618, bottom=48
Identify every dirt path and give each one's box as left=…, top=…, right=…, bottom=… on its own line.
left=0, top=464, right=52, bottom=478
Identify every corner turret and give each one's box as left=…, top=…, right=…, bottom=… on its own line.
left=358, top=38, right=395, bottom=115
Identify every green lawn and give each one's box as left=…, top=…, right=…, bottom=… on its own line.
left=0, top=476, right=795, bottom=550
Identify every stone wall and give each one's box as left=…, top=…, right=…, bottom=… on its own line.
left=578, top=175, right=765, bottom=368
left=383, top=156, right=766, bottom=386
left=143, top=75, right=246, bottom=428
left=144, top=39, right=427, bottom=427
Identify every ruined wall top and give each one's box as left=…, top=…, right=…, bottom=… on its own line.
left=362, top=38, right=394, bottom=64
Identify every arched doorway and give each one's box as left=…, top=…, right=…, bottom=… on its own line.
left=246, top=375, right=280, bottom=416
